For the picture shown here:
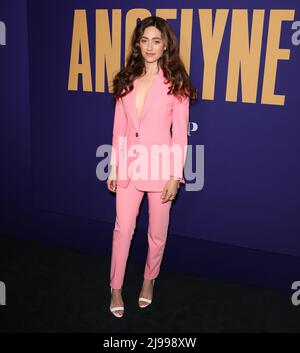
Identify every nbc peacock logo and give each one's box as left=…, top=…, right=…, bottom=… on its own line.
left=0, top=21, right=6, bottom=46
left=0, top=281, right=6, bottom=305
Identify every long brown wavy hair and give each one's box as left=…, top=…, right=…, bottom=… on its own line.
left=112, top=16, right=198, bottom=103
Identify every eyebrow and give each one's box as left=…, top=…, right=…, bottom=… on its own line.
left=141, top=36, right=162, bottom=40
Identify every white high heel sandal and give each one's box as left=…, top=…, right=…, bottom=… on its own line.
left=110, top=287, right=124, bottom=318
left=138, top=279, right=155, bottom=308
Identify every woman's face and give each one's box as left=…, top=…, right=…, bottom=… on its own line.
left=139, top=26, right=165, bottom=63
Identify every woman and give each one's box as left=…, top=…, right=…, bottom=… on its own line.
left=106, top=16, right=197, bottom=318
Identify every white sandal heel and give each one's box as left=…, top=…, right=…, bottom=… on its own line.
left=110, top=287, right=124, bottom=318
left=138, top=279, right=155, bottom=308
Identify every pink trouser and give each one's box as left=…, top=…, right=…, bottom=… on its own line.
left=110, top=178, right=172, bottom=289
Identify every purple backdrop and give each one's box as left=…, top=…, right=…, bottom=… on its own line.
left=1, top=0, right=300, bottom=291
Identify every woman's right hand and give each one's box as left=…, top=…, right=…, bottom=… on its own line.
left=107, top=166, right=117, bottom=192
left=107, top=178, right=117, bottom=192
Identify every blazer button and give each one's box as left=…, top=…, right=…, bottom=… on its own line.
left=135, top=132, right=138, bottom=137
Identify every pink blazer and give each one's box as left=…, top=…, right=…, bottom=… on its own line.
left=109, top=66, right=190, bottom=191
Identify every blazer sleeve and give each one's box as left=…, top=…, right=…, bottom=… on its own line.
left=170, top=94, right=190, bottom=184
left=109, top=97, right=127, bottom=167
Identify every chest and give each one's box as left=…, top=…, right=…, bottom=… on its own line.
left=134, top=75, right=158, bottom=119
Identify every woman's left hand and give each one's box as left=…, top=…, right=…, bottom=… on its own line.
left=161, top=177, right=180, bottom=203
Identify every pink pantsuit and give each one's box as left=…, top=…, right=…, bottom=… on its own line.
left=109, top=67, right=190, bottom=289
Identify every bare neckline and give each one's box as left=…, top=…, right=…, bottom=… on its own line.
left=134, top=71, right=159, bottom=120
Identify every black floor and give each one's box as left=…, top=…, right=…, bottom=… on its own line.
left=0, top=233, right=299, bottom=333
